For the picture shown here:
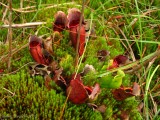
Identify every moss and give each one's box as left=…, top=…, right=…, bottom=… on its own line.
left=83, top=71, right=97, bottom=85
left=118, top=98, right=142, bottom=120
left=59, top=54, right=75, bottom=76
left=1, top=0, right=160, bottom=119
left=122, top=74, right=132, bottom=86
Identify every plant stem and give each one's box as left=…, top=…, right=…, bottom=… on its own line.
left=74, top=13, right=93, bottom=79
left=75, top=0, right=85, bottom=63
left=144, top=65, right=159, bottom=120
left=134, top=0, right=143, bottom=57
left=59, top=88, right=71, bottom=120
left=98, top=49, right=160, bottom=77
left=20, top=0, right=25, bottom=37
left=8, top=0, right=12, bottom=72
left=2, top=87, right=15, bottom=95
left=1, top=22, right=47, bottom=28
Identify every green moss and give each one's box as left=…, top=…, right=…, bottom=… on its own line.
left=122, top=98, right=143, bottom=120
left=122, top=74, right=132, bottom=86
left=83, top=71, right=97, bottom=85
left=1, top=0, right=159, bottom=119
left=59, top=54, right=75, bottom=76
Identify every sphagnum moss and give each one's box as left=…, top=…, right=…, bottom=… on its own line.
left=1, top=0, right=159, bottom=119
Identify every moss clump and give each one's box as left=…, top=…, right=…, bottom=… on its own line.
left=59, top=54, right=75, bottom=76
left=1, top=0, right=160, bottom=119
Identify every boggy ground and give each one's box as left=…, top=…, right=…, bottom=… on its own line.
left=0, top=0, right=160, bottom=120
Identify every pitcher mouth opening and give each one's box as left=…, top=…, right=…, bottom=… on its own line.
left=84, top=86, right=92, bottom=95
left=53, top=24, right=65, bottom=32
left=68, top=23, right=79, bottom=29
left=29, top=41, right=40, bottom=48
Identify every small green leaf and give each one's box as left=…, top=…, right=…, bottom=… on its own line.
left=99, top=70, right=125, bottom=89
left=110, top=70, right=125, bottom=89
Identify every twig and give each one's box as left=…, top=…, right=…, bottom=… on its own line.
left=2, top=3, right=8, bottom=22
left=150, top=93, right=157, bottom=115
left=0, top=95, right=11, bottom=103
left=150, top=78, right=160, bottom=93
left=118, top=27, right=136, bottom=62
left=1, top=88, right=15, bottom=103
left=2, top=87, right=15, bottom=96
left=128, top=9, right=159, bottom=29
left=0, top=43, right=29, bottom=62
left=74, top=12, right=93, bottom=79
left=0, top=1, right=36, bottom=13
left=43, top=2, right=81, bottom=10
left=108, top=26, right=129, bottom=51
left=74, top=0, right=85, bottom=79
left=0, top=2, right=80, bottom=13
left=1, top=22, right=46, bottom=28
left=0, top=62, right=35, bottom=76
left=125, top=49, right=160, bottom=74
left=98, top=49, right=160, bottom=77
left=0, top=25, right=50, bottom=62
left=24, top=0, right=36, bottom=4
left=59, top=88, right=71, bottom=120
left=20, top=0, right=25, bottom=37
left=7, top=0, right=12, bottom=72
left=143, top=56, right=157, bottom=79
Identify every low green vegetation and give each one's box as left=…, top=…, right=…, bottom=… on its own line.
left=0, top=0, right=160, bottom=119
